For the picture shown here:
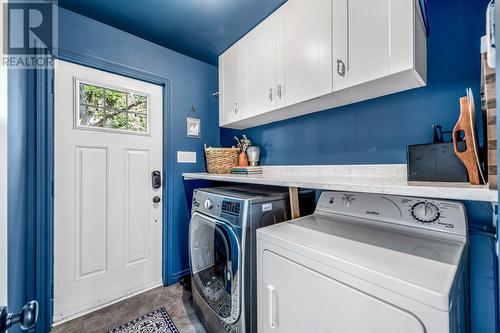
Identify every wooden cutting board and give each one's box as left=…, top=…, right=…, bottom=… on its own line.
left=453, top=96, right=481, bottom=185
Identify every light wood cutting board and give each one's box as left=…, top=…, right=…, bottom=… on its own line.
left=453, top=96, right=481, bottom=185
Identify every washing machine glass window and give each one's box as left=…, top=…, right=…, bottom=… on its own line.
left=189, top=212, right=241, bottom=324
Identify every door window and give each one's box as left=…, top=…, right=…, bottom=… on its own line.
left=190, top=213, right=241, bottom=324
left=77, top=82, right=148, bottom=133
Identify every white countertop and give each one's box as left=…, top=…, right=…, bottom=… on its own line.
left=182, top=165, right=498, bottom=202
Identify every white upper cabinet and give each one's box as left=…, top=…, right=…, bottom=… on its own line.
left=244, top=14, right=278, bottom=118
left=219, top=42, right=245, bottom=126
left=334, top=0, right=393, bottom=89
left=219, top=0, right=427, bottom=129
left=333, top=0, right=426, bottom=101
left=276, top=0, right=333, bottom=108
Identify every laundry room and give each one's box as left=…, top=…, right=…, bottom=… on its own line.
left=1, top=0, right=499, bottom=333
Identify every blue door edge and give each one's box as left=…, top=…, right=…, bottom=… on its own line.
left=35, top=59, right=55, bottom=333
left=33, top=47, right=175, bottom=331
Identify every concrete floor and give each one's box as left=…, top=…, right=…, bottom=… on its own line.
left=51, top=284, right=207, bottom=333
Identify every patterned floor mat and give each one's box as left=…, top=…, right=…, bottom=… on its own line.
left=106, top=307, right=180, bottom=333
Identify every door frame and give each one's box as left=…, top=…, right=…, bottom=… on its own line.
left=0, top=0, right=7, bottom=305
left=35, top=48, right=175, bottom=332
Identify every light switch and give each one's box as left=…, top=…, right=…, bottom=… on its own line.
left=177, top=151, right=197, bottom=163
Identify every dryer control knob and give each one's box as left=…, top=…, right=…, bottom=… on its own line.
left=411, top=202, right=440, bottom=223
left=204, top=199, right=213, bottom=209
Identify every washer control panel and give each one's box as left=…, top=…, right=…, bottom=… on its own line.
left=192, top=189, right=247, bottom=227
left=316, top=192, right=467, bottom=236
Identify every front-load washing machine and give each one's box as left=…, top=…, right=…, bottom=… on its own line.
left=257, top=191, right=469, bottom=333
left=189, top=186, right=298, bottom=333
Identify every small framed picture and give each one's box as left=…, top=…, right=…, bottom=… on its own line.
left=187, top=117, right=201, bottom=138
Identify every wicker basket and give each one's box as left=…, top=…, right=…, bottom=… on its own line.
left=205, top=147, right=240, bottom=174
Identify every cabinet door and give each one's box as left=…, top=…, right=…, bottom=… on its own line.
left=333, top=0, right=414, bottom=89
left=219, top=43, right=245, bottom=126
left=259, top=250, right=425, bottom=333
left=244, top=15, right=277, bottom=117
left=276, top=0, right=333, bottom=108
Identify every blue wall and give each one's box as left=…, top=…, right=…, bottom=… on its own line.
left=7, top=68, right=36, bottom=330
left=221, top=0, right=488, bottom=163
left=220, top=0, right=498, bottom=331
left=57, top=8, right=220, bottom=281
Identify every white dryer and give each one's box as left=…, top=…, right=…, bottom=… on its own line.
left=257, top=191, right=468, bottom=333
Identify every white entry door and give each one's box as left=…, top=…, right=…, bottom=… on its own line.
left=53, top=60, right=163, bottom=323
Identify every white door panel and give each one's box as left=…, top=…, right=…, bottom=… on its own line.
left=260, top=250, right=425, bottom=333
left=125, top=149, right=151, bottom=265
left=75, top=146, right=108, bottom=278
left=54, top=60, right=163, bottom=322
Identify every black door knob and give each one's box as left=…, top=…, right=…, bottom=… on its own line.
left=0, top=300, right=38, bottom=333
left=153, top=196, right=161, bottom=204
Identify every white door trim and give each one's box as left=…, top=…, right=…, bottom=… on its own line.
left=0, top=0, right=8, bottom=305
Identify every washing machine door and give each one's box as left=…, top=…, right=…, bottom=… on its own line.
left=189, top=212, right=241, bottom=324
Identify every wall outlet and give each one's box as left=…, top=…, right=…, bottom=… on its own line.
left=177, top=151, right=197, bottom=163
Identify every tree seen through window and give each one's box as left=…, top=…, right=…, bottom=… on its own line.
left=79, top=83, right=148, bottom=133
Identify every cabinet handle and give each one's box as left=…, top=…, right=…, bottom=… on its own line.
left=269, top=88, right=273, bottom=101
left=277, top=84, right=282, bottom=99
left=337, top=59, right=346, bottom=77
left=267, top=285, right=277, bottom=328
left=234, top=102, right=239, bottom=114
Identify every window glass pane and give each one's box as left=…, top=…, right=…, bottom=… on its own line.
left=128, top=114, right=147, bottom=132
left=77, top=82, right=149, bottom=133
left=105, top=89, right=127, bottom=111
left=80, top=84, right=105, bottom=107
left=105, top=111, right=127, bottom=130
left=79, top=105, right=106, bottom=127
left=128, top=94, right=147, bottom=113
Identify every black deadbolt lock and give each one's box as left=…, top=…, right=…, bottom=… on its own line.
left=152, top=171, right=162, bottom=189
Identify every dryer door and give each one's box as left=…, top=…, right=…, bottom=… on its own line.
left=189, top=212, right=241, bottom=324
left=260, top=250, right=426, bottom=333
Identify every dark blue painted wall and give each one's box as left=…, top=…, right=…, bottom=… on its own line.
left=221, top=0, right=488, bottom=163
left=56, top=8, right=220, bottom=281
left=220, top=0, right=498, bottom=331
left=469, top=231, right=498, bottom=332
left=7, top=68, right=36, bottom=331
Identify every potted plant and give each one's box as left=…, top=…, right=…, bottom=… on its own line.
left=234, top=135, right=252, bottom=167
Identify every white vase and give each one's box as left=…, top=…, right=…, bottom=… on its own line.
left=247, top=146, right=261, bottom=166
